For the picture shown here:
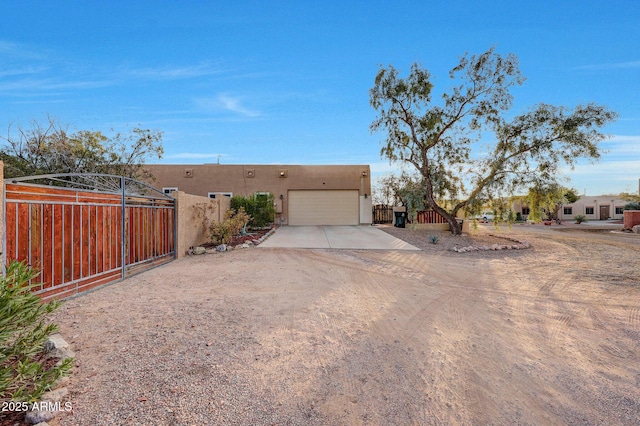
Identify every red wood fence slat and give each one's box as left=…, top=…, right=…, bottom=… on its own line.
left=4, top=181, right=175, bottom=300
left=416, top=210, right=448, bottom=224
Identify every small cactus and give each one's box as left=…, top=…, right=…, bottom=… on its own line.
left=429, top=235, right=439, bottom=244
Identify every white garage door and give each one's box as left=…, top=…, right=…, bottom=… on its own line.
left=288, top=190, right=359, bottom=226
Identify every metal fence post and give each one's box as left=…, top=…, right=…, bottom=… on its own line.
left=121, top=176, right=126, bottom=279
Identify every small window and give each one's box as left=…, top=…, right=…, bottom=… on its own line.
left=563, top=207, right=572, bottom=215
left=615, top=207, right=624, bottom=215
left=208, top=192, right=233, bottom=199
left=585, top=207, right=594, bottom=215
left=521, top=207, right=530, bottom=215
left=162, top=187, right=178, bottom=195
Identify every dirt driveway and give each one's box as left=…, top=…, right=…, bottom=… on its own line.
left=49, top=226, right=640, bottom=425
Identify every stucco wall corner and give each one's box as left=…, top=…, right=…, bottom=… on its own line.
left=174, top=191, right=230, bottom=258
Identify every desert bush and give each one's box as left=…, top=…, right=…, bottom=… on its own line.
left=208, top=207, right=252, bottom=245
left=574, top=214, right=586, bottom=224
left=623, top=201, right=640, bottom=210
left=231, top=193, right=275, bottom=228
left=0, top=261, right=72, bottom=402
left=429, top=235, right=439, bottom=244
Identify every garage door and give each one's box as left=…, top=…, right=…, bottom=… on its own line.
left=288, top=190, right=359, bottom=226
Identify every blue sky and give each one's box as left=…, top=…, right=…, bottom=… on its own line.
left=2, top=1, right=639, bottom=196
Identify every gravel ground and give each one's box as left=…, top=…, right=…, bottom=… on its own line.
left=9, top=223, right=638, bottom=425
left=378, top=224, right=526, bottom=255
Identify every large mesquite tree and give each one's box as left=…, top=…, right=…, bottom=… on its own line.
left=1, top=116, right=163, bottom=179
left=370, top=48, right=617, bottom=234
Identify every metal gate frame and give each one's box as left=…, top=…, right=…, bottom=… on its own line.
left=3, top=174, right=176, bottom=301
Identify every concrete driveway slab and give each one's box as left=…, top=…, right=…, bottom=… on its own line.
left=258, top=225, right=420, bottom=250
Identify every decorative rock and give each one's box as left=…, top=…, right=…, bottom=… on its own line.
left=41, top=387, right=68, bottom=403
left=192, top=246, right=206, bottom=255
left=452, top=234, right=531, bottom=254
left=216, top=244, right=227, bottom=252
left=44, top=334, right=69, bottom=353
left=25, top=409, right=57, bottom=424
left=633, top=225, right=640, bottom=234
left=44, top=335, right=75, bottom=361
left=241, top=243, right=250, bottom=249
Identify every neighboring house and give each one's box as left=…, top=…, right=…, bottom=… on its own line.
left=509, top=195, right=628, bottom=221
left=556, top=195, right=629, bottom=221
left=142, top=164, right=372, bottom=226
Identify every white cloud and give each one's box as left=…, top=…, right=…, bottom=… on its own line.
left=0, top=77, right=114, bottom=93
left=575, top=60, right=640, bottom=71
left=0, top=66, right=48, bottom=78
left=195, top=94, right=260, bottom=118
left=601, top=135, right=640, bottom=158
left=126, top=63, right=227, bottom=80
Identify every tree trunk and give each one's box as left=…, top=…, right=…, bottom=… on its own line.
left=421, top=173, right=464, bottom=235
left=441, top=211, right=462, bottom=235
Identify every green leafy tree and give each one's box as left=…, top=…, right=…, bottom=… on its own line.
left=1, top=261, right=72, bottom=402
left=526, top=185, right=579, bottom=222
left=1, top=116, right=163, bottom=179
left=375, top=172, right=423, bottom=206
left=619, top=192, right=640, bottom=203
left=230, top=193, right=275, bottom=228
left=370, top=47, right=617, bottom=234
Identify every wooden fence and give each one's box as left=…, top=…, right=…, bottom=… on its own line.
left=372, top=205, right=394, bottom=224
left=3, top=175, right=175, bottom=301
left=372, top=205, right=448, bottom=225
left=415, top=210, right=448, bottom=224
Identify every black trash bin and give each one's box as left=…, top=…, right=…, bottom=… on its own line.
left=394, top=211, right=406, bottom=228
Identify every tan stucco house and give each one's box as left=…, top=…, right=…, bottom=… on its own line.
left=143, top=164, right=372, bottom=226
left=556, top=195, right=628, bottom=221
left=509, top=195, right=629, bottom=221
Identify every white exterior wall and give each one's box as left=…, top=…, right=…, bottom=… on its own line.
left=557, top=196, right=629, bottom=221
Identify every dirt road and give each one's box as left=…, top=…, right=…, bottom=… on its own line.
left=50, top=226, right=640, bottom=425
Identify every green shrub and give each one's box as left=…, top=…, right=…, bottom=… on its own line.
left=429, top=235, right=439, bottom=244
left=573, top=214, right=586, bottom=224
left=623, top=201, right=640, bottom=211
left=231, top=193, right=275, bottom=228
left=516, top=212, right=522, bottom=221
left=208, top=207, right=252, bottom=245
left=0, top=261, right=72, bottom=402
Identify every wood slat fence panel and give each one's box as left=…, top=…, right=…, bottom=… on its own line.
left=4, top=181, right=175, bottom=301
left=372, top=205, right=394, bottom=224
left=416, top=210, right=448, bottom=224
